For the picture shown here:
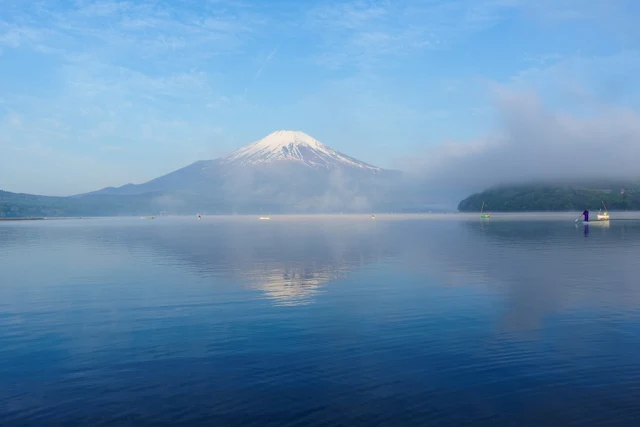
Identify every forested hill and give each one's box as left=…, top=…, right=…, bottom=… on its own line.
left=0, top=190, right=163, bottom=218
left=458, top=184, right=640, bottom=212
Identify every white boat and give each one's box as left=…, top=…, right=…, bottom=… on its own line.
left=597, top=201, right=610, bottom=221
left=259, top=216, right=271, bottom=220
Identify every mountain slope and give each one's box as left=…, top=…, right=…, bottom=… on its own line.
left=82, top=130, right=402, bottom=213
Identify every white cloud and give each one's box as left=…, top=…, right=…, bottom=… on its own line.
left=393, top=48, right=640, bottom=198
left=407, top=87, right=640, bottom=195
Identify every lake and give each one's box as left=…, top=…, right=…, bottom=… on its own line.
left=1, top=214, right=640, bottom=426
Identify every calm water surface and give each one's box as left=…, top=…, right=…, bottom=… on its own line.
left=1, top=214, right=640, bottom=426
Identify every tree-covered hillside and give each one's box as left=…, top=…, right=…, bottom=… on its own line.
left=458, top=184, right=640, bottom=212
left=0, top=191, right=164, bottom=218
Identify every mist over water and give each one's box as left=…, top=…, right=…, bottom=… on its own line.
left=1, top=215, right=640, bottom=426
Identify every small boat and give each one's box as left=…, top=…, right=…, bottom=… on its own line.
left=371, top=214, right=375, bottom=219
left=480, top=201, right=491, bottom=219
left=197, top=213, right=201, bottom=220
left=597, top=201, right=610, bottom=221
left=259, top=216, right=271, bottom=220
left=141, top=216, right=155, bottom=220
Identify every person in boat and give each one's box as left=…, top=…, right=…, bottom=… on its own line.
left=580, top=209, right=589, bottom=222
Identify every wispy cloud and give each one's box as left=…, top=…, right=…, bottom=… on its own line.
left=100, top=145, right=125, bottom=152
left=0, top=0, right=265, bottom=192
left=1, top=0, right=265, bottom=62
left=256, top=44, right=280, bottom=79
left=522, top=0, right=634, bottom=22
left=509, top=51, right=640, bottom=108
left=308, top=0, right=520, bottom=71
left=522, top=53, right=563, bottom=66
left=244, top=43, right=281, bottom=97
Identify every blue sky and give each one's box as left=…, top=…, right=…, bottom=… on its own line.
left=1, top=0, right=639, bottom=195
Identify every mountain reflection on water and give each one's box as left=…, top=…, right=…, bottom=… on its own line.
left=71, top=215, right=396, bottom=306
left=244, top=264, right=342, bottom=306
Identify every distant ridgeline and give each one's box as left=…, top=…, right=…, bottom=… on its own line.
left=458, top=183, right=640, bottom=212
left=0, top=189, right=438, bottom=218
left=0, top=190, right=168, bottom=218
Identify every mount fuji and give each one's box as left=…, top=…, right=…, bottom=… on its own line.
left=85, top=131, right=406, bottom=213
left=222, top=130, right=380, bottom=171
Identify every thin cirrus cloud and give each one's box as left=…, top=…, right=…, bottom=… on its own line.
left=307, top=0, right=520, bottom=70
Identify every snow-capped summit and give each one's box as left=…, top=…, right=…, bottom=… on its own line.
left=222, top=130, right=380, bottom=171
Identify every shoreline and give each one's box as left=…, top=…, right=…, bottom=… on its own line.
left=0, top=217, right=46, bottom=221
left=0, top=217, right=91, bottom=222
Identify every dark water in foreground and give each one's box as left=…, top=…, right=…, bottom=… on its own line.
left=1, top=214, right=640, bottom=426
